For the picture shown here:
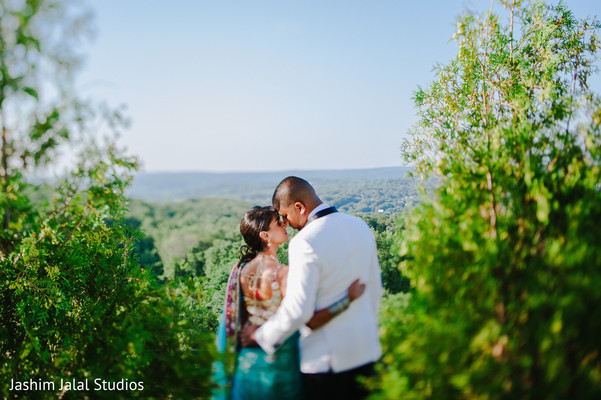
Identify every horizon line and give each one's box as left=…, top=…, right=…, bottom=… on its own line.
left=135, top=165, right=412, bottom=175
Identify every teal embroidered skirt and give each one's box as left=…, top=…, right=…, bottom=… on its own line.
left=230, top=332, right=303, bottom=400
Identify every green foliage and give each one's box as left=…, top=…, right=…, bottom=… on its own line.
left=197, top=239, right=245, bottom=320
left=128, top=197, right=252, bottom=278
left=375, top=292, right=414, bottom=398
left=122, top=217, right=164, bottom=277
left=375, top=1, right=601, bottom=399
left=360, top=213, right=410, bottom=294
left=1, top=1, right=216, bottom=398
left=1, top=154, right=216, bottom=399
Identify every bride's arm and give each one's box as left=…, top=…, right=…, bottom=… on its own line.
left=305, top=279, right=365, bottom=330
left=277, top=266, right=365, bottom=330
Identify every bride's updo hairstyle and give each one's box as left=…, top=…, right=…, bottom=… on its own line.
left=238, top=206, right=279, bottom=265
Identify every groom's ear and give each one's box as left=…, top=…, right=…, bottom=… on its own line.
left=294, top=202, right=306, bottom=215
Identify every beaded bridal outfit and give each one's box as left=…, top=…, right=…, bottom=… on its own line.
left=242, top=254, right=283, bottom=326
left=229, top=254, right=303, bottom=400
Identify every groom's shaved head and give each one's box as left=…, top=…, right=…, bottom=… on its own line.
left=272, top=176, right=321, bottom=211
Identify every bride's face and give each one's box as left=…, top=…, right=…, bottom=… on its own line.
left=264, top=216, right=288, bottom=246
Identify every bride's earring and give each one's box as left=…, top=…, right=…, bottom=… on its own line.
left=267, top=238, right=272, bottom=250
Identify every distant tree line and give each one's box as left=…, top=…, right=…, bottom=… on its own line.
left=128, top=175, right=422, bottom=214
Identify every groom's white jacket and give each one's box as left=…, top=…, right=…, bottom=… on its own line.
left=254, top=204, right=382, bottom=373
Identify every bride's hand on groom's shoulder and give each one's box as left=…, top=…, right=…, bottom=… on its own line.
left=239, top=324, right=259, bottom=348
left=348, top=279, right=366, bottom=302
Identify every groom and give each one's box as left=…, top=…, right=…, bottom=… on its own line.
left=242, top=176, right=382, bottom=400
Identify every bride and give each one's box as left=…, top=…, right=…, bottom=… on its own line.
left=216, top=206, right=365, bottom=400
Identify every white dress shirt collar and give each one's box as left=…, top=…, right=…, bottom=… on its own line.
left=307, top=202, right=330, bottom=221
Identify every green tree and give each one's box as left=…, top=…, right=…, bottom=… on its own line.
left=375, top=1, right=601, bottom=399
left=199, top=238, right=246, bottom=327
left=0, top=1, right=215, bottom=398
left=361, top=213, right=410, bottom=294
left=122, top=217, right=164, bottom=277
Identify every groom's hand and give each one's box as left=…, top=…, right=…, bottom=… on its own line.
left=240, top=324, right=259, bottom=347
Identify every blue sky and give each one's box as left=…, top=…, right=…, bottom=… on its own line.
left=78, top=1, right=601, bottom=172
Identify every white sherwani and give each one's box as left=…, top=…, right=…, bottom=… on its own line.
left=254, top=204, right=382, bottom=373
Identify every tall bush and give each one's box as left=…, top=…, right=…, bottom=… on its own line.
left=376, top=1, right=601, bottom=398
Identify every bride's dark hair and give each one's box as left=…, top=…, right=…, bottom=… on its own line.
left=238, top=206, right=279, bottom=265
